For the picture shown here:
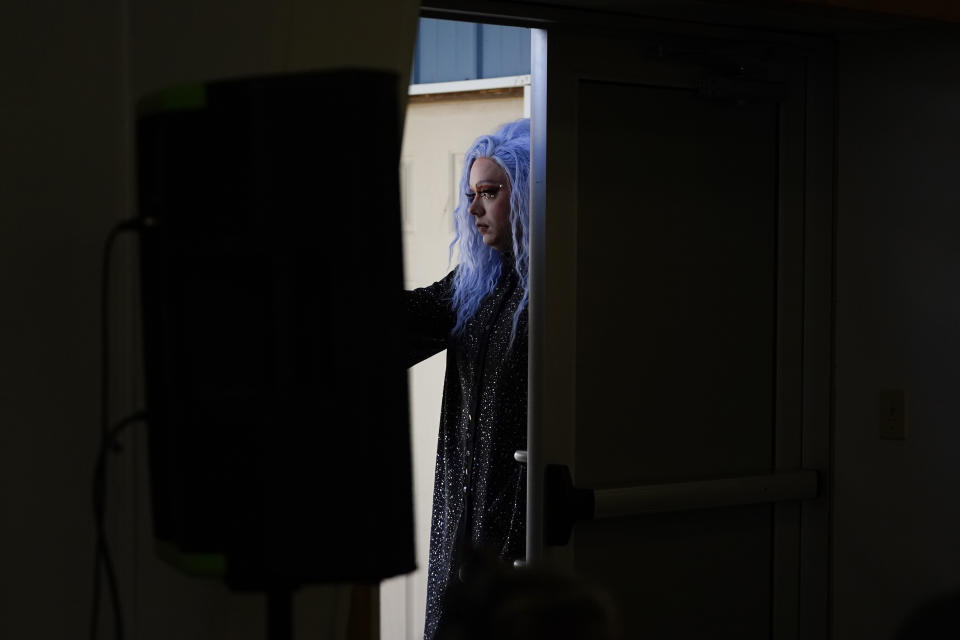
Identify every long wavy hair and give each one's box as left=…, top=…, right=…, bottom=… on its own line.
left=450, top=118, right=530, bottom=345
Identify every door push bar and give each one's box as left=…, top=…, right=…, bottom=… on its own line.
left=541, top=464, right=819, bottom=546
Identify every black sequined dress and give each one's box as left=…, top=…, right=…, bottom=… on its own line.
left=403, top=255, right=528, bottom=640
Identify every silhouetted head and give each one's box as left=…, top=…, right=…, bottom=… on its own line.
left=436, top=550, right=619, bottom=640
left=895, top=588, right=960, bottom=639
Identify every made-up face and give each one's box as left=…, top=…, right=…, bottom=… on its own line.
left=467, top=157, right=512, bottom=253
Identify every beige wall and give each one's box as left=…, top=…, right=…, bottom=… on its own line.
left=401, top=93, right=526, bottom=288
left=381, top=92, right=525, bottom=640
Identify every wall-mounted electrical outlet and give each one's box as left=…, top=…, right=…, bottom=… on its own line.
left=878, top=389, right=907, bottom=440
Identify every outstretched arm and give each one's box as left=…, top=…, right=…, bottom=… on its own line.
left=403, top=270, right=456, bottom=368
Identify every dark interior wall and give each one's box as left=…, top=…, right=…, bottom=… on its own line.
left=0, top=1, right=418, bottom=638
left=7, top=0, right=960, bottom=637
left=835, top=26, right=960, bottom=639
left=0, top=1, right=123, bottom=638
left=0, top=1, right=274, bottom=637
left=130, top=0, right=419, bottom=117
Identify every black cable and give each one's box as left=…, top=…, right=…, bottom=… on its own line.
left=89, top=218, right=150, bottom=640
left=91, top=411, right=147, bottom=640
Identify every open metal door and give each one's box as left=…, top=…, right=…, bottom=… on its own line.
left=527, top=22, right=833, bottom=640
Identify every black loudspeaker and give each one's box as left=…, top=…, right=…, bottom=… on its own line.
left=136, top=70, right=414, bottom=589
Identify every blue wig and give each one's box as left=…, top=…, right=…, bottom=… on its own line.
left=450, top=118, right=531, bottom=346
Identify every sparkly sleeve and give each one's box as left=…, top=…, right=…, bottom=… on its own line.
left=403, top=270, right=456, bottom=368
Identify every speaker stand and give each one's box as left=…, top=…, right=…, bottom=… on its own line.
left=266, top=586, right=293, bottom=640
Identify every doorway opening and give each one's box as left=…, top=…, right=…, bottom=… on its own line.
left=381, top=16, right=535, bottom=640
